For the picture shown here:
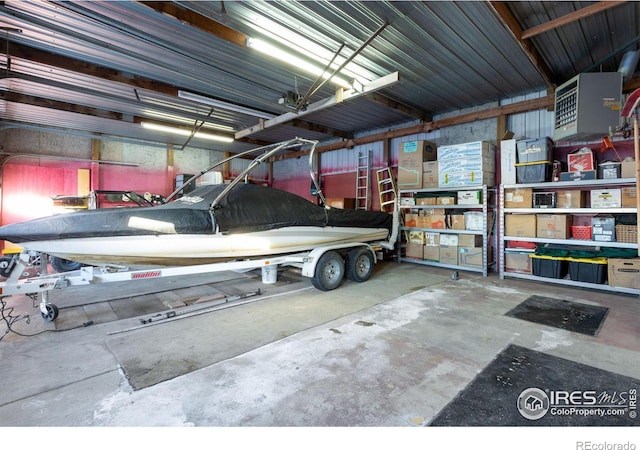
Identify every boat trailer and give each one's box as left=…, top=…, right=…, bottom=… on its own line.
left=0, top=241, right=386, bottom=322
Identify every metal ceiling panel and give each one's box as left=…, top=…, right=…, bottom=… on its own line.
left=0, top=1, right=637, bottom=153
left=508, top=1, right=639, bottom=82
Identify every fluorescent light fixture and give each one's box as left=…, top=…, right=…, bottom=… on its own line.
left=246, top=37, right=354, bottom=89
left=245, top=16, right=376, bottom=85
left=141, top=122, right=233, bottom=143
left=177, top=90, right=276, bottom=119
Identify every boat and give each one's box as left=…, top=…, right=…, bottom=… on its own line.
left=0, top=138, right=397, bottom=269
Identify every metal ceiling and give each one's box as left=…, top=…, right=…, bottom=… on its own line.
left=0, top=1, right=638, bottom=154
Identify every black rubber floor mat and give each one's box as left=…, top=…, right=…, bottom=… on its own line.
left=430, top=345, right=639, bottom=426
left=504, top=295, right=609, bottom=336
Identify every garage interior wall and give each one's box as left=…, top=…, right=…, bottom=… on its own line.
left=0, top=87, right=636, bottom=234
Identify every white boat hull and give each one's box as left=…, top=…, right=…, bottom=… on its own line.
left=20, top=226, right=390, bottom=268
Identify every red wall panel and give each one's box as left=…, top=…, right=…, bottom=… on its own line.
left=272, top=176, right=315, bottom=203
left=1, top=164, right=73, bottom=225
left=98, top=165, right=168, bottom=195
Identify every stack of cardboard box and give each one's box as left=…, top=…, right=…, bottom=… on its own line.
left=436, top=141, right=495, bottom=188
left=397, top=140, right=437, bottom=190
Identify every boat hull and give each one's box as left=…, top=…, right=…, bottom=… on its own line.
left=18, top=226, right=390, bottom=268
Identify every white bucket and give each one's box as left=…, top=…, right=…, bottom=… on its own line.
left=261, top=264, right=278, bottom=284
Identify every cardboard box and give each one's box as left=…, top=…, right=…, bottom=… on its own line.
left=536, top=214, right=572, bottom=239
left=416, top=211, right=430, bottom=228
left=430, top=215, right=447, bottom=229
left=437, top=142, right=495, bottom=188
left=437, top=196, right=456, bottom=205
left=464, top=211, right=485, bottom=231
left=404, top=213, right=418, bottom=227
left=449, top=214, right=466, bottom=230
left=622, top=187, right=637, bottom=208
left=568, top=147, right=595, bottom=172
left=439, top=245, right=458, bottom=265
left=326, top=197, right=355, bottom=209
left=416, top=196, right=437, bottom=206
left=592, top=215, right=615, bottom=242
left=590, top=189, right=622, bottom=208
left=556, top=190, right=585, bottom=208
left=423, top=245, right=439, bottom=261
left=621, top=160, right=635, bottom=178
left=504, top=188, right=532, bottom=208
left=422, top=161, right=438, bottom=188
left=500, top=138, right=517, bottom=185
left=457, top=190, right=482, bottom=205
left=459, top=247, right=484, bottom=268
left=405, top=242, right=424, bottom=259
left=398, top=165, right=422, bottom=189
left=560, top=170, right=597, bottom=182
left=424, top=232, right=440, bottom=246
left=438, top=170, right=495, bottom=188
left=505, top=251, right=533, bottom=274
left=440, top=234, right=459, bottom=246
left=608, top=258, right=640, bottom=289
left=437, top=141, right=494, bottom=161
left=458, top=234, right=483, bottom=247
left=505, top=214, right=537, bottom=238
left=408, top=231, right=425, bottom=244
left=400, top=197, right=416, bottom=206
left=438, top=155, right=496, bottom=174
left=400, top=140, right=437, bottom=160
left=398, top=140, right=437, bottom=189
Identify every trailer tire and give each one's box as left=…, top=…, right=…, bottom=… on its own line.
left=0, top=256, right=15, bottom=278
left=346, top=247, right=374, bottom=282
left=311, top=250, right=345, bottom=291
left=50, top=257, right=82, bottom=273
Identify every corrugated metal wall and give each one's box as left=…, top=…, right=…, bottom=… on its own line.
left=503, top=89, right=555, bottom=140
left=317, top=90, right=556, bottom=179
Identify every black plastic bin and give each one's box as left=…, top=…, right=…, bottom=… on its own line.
left=516, top=161, right=552, bottom=183
left=530, top=254, right=569, bottom=279
left=567, top=257, right=608, bottom=284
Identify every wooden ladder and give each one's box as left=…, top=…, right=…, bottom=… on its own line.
left=376, top=167, right=397, bottom=212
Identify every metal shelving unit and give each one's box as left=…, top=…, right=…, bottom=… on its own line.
left=398, top=185, right=496, bottom=276
left=499, top=178, right=639, bottom=295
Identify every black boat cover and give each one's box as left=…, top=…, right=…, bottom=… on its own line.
left=0, top=184, right=393, bottom=243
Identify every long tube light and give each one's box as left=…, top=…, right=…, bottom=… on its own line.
left=177, top=90, right=276, bottom=119
left=141, top=122, right=233, bottom=143
left=246, top=37, right=354, bottom=89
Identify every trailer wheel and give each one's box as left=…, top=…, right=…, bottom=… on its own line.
left=0, top=256, right=15, bottom=278
left=50, top=256, right=82, bottom=273
left=41, top=304, right=59, bottom=322
left=346, top=247, right=374, bottom=282
left=311, top=250, right=345, bottom=291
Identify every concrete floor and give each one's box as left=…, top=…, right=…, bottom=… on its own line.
left=0, top=261, right=639, bottom=434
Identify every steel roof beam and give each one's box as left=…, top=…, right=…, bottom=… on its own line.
left=489, top=2, right=555, bottom=87
left=520, top=1, right=627, bottom=40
